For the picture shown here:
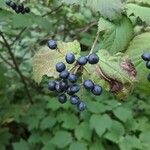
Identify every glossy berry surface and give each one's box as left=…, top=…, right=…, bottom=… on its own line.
left=146, top=61, right=150, bottom=69
left=65, top=53, right=75, bottom=64
left=59, top=81, right=68, bottom=91
left=56, top=62, right=66, bottom=72
left=48, top=40, right=57, bottom=49
left=68, top=74, right=77, bottom=83
left=55, top=82, right=64, bottom=93
left=18, top=3, right=24, bottom=12
left=77, top=101, right=86, bottom=111
left=48, top=81, right=56, bottom=91
left=88, top=53, right=99, bottom=64
left=147, top=74, right=150, bottom=82
left=15, top=7, right=20, bottom=13
left=58, top=94, right=67, bottom=104
left=59, top=70, right=69, bottom=79
left=77, top=56, right=88, bottom=65
left=83, top=80, right=94, bottom=90
left=70, top=95, right=80, bottom=105
left=67, top=84, right=80, bottom=95
left=92, top=85, right=103, bottom=96
left=141, top=53, right=150, bottom=61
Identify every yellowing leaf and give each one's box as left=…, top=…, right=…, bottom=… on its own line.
left=32, top=40, right=81, bottom=83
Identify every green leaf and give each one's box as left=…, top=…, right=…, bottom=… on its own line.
left=140, top=131, right=150, bottom=150
left=89, top=142, right=105, bottom=150
left=87, top=0, right=124, bottom=20
left=113, top=107, right=132, bottom=122
left=127, top=0, right=150, bottom=6
left=42, top=142, right=55, bottom=150
left=57, top=112, right=79, bottom=130
left=13, top=139, right=30, bottom=150
left=104, top=120, right=125, bottom=143
left=69, top=142, right=87, bottom=150
left=98, top=16, right=134, bottom=54
left=125, top=32, right=150, bottom=94
left=50, top=131, right=72, bottom=148
left=119, top=135, right=142, bottom=150
left=90, top=114, right=112, bottom=137
left=75, top=122, right=92, bottom=141
left=40, top=116, right=57, bottom=130
left=0, top=128, right=12, bottom=145
left=85, top=50, right=137, bottom=99
left=32, top=40, right=81, bottom=83
left=126, top=4, right=150, bottom=25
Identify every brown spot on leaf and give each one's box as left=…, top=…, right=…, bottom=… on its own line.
left=121, top=59, right=137, bottom=78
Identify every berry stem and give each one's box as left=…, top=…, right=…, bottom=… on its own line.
left=88, top=30, right=100, bottom=55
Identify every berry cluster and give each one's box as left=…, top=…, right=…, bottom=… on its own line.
left=5, top=0, right=30, bottom=14
left=141, top=53, right=150, bottom=82
left=47, top=40, right=102, bottom=111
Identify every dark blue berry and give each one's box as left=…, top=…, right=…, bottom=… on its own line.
left=58, top=94, right=67, bottom=104
left=70, top=95, right=80, bottom=105
left=55, top=82, right=64, bottom=93
left=18, top=3, right=24, bottom=12
left=5, top=0, right=11, bottom=6
left=65, top=53, right=75, bottom=64
left=146, top=61, right=150, bottom=69
left=25, top=7, right=30, bottom=13
left=67, top=84, right=80, bottom=95
left=88, top=53, right=99, bottom=64
left=59, top=70, right=69, bottom=79
left=48, top=40, right=57, bottom=49
left=59, top=81, right=68, bottom=91
left=83, top=80, right=94, bottom=90
left=48, top=81, right=56, bottom=91
left=68, top=73, right=77, bottom=83
left=141, top=53, right=150, bottom=61
left=92, top=85, right=103, bottom=96
left=56, top=62, right=66, bottom=72
left=77, top=101, right=86, bottom=111
left=147, top=74, right=150, bottom=82
left=15, top=6, right=20, bottom=13
left=77, top=56, right=88, bottom=65
left=10, top=1, right=17, bottom=9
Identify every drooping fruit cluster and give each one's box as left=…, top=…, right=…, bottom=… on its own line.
left=141, top=53, right=150, bottom=82
left=47, top=40, right=102, bottom=111
left=5, top=0, right=30, bottom=14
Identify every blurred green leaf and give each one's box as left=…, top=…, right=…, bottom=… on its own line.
left=69, top=142, right=87, bottom=150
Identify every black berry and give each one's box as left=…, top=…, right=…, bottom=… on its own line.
left=15, top=6, right=20, bottom=13
left=25, top=7, right=30, bottom=13
left=59, top=70, right=69, bottom=79
left=146, top=61, right=150, bottom=69
left=56, top=62, right=66, bottom=72
left=65, top=53, right=75, bottom=64
left=58, top=94, right=67, bottom=104
left=88, top=53, right=99, bottom=64
left=77, top=56, right=88, bottom=65
left=67, top=84, right=80, bottom=95
left=70, top=95, right=80, bottom=105
left=147, top=74, right=150, bottom=82
left=68, top=73, right=77, bottom=83
left=48, top=40, right=57, bottom=49
left=83, top=80, right=94, bottom=90
left=77, top=101, right=86, bottom=111
left=59, top=81, right=68, bottom=91
left=141, top=53, right=150, bottom=61
left=55, top=82, right=64, bottom=93
left=92, top=85, right=103, bottom=96
left=48, top=81, right=56, bottom=91
left=18, top=3, right=24, bottom=12
left=10, top=1, right=17, bottom=9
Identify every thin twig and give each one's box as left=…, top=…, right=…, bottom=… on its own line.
left=0, top=30, right=33, bottom=104
left=0, top=54, right=15, bottom=69
left=42, top=4, right=63, bottom=17
left=88, top=30, right=100, bottom=55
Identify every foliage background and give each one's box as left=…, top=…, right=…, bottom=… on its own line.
left=0, top=0, right=150, bottom=150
